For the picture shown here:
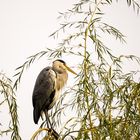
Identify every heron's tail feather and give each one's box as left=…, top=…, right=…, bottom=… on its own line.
left=33, top=108, right=40, bottom=124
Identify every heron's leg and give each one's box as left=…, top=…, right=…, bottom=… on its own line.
left=46, top=117, right=50, bottom=128
left=44, top=110, right=59, bottom=139
left=44, top=110, right=52, bottom=129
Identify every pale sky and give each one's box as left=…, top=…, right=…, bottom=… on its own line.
left=0, top=0, right=140, bottom=139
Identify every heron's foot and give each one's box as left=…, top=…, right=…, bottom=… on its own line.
left=48, top=128, right=60, bottom=140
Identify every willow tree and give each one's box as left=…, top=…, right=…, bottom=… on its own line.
left=0, top=73, right=21, bottom=140
left=1, top=0, right=140, bottom=140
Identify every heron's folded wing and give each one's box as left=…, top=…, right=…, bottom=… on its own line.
left=32, top=67, right=56, bottom=123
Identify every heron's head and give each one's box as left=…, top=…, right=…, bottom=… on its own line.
left=52, top=59, right=77, bottom=75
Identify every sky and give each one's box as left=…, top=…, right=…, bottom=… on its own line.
left=0, top=0, right=140, bottom=139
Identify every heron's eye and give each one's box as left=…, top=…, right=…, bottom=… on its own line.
left=59, top=65, right=65, bottom=70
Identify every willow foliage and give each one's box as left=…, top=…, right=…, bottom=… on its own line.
left=1, top=0, right=140, bottom=140
left=0, top=73, right=21, bottom=140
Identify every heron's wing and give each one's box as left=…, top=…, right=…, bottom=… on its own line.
left=32, top=67, right=56, bottom=124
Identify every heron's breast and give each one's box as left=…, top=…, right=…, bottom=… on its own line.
left=48, top=90, right=60, bottom=109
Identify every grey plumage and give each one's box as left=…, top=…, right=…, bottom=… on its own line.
left=32, top=67, right=55, bottom=124
left=32, top=60, right=76, bottom=124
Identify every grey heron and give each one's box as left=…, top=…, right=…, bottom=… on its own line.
left=32, top=59, right=77, bottom=124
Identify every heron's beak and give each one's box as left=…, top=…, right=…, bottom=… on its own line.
left=65, top=65, right=77, bottom=75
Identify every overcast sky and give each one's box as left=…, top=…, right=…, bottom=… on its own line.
left=0, top=0, right=140, bottom=139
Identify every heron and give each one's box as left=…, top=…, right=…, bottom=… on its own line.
left=32, top=59, right=77, bottom=125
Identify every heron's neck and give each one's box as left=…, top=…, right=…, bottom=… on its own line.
left=56, top=72, right=68, bottom=91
